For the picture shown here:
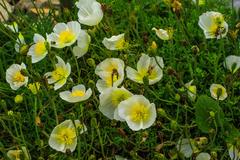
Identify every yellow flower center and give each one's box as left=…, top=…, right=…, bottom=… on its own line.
left=58, top=127, right=76, bottom=145
left=106, top=69, right=119, bottom=87
left=51, top=67, right=68, bottom=81
left=71, top=90, right=85, bottom=97
left=130, top=103, right=150, bottom=122
left=111, top=90, right=131, bottom=106
left=35, top=41, right=46, bottom=55
left=58, top=30, right=76, bottom=45
left=115, top=38, right=125, bottom=49
left=13, top=71, right=25, bottom=82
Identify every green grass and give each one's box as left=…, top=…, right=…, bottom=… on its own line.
left=0, top=0, right=240, bottom=159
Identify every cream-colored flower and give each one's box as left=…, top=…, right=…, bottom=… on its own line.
left=49, top=119, right=87, bottom=153
left=6, top=63, right=28, bottom=90
left=7, top=150, right=22, bottom=160
left=59, top=84, right=92, bottom=103
left=15, top=32, right=26, bottom=53
left=198, top=11, right=228, bottom=39
left=196, top=152, right=211, bottom=160
left=117, top=95, right=156, bottom=131
left=95, top=58, right=125, bottom=93
left=48, top=21, right=81, bottom=48
left=73, top=30, right=91, bottom=58
left=44, top=56, right=71, bottom=90
left=224, top=55, right=240, bottom=74
left=210, top=84, right=227, bottom=101
left=99, top=87, right=133, bottom=121
left=76, top=0, right=103, bottom=26
left=152, top=27, right=173, bottom=40
left=185, top=80, right=197, bottom=101
left=28, top=82, right=41, bottom=95
left=102, top=33, right=126, bottom=50
left=126, top=54, right=164, bottom=85
left=228, top=144, right=240, bottom=160
left=4, top=22, right=18, bottom=33
left=27, top=34, right=50, bottom=63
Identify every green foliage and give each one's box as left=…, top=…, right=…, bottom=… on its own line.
left=195, top=95, right=225, bottom=133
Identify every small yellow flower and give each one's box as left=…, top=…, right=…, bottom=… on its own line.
left=126, top=54, right=164, bottom=85
left=210, top=84, right=227, bottom=101
left=117, top=95, right=156, bottom=131
left=102, top=33, right=126, bottom=50
left=28, top=82, right=41, bottom=95
left=7, top=150, right=22, bottom=160
left=48, top=21, right=81, bottom=48
left=6, top=63, right=28, bottom=90
left=99, top=87, right=133, bottom=121
left=44, top=56, right=71, bottom=90
left=198, top=11, right=228, bottom=39
left=95, top=58, right=125, bottom=93
left=59, top=84, right=92, bottom=103
left=48, top=120, right=87, bottom=153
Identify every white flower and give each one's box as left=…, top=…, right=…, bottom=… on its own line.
left=102, top=33, right=126, bottom=50
left=224, top=55, right=240, bottom=74
left=229, top=144, right=240, bottom=160
left=210, top=84, right=227, bottom=101
left=59, top=84, right=92, bottom=103
left=117, top=95, right=156, bottom=131
left=49, top=119, right=87, bottom=153
left=44, top=56, right=71, bottom=90
left=126, top=54, right=164, bottom=85
left=76, top=0, right=103, bottom=26
left=99, top=87, right=133, bottom=121
left=176, top=138, right=197, bottom=158
left=6, top=63, right=28, bottom=90
left=185, top=80, right=197, bottom=101
left=4, top=22, right=18, bottom=33
left=152, top=27, right=173, bottom=40
left=48, top=21, right=81, bottom=48
left=7, top=150, right=22, bottom=160
left=15, top=32, right=26, bottom=53
left=95, top=58, right=125, bottom=93
left=196, top=152, right=211, bottom=160
left=198, top=11, right=228, bottom=39
left=27, top=34, right=50, bottom=63
left=73, top=30, right=91, bottom=58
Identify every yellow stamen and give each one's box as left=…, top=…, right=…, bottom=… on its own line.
left=35, top=42, right=46, bottom=55
left=115, top=38, right=125, bottom=49
left=13, top=71, right=25, bottom=82
left=71, top=90, right=85, bottom=97
left=51, top=67, right=68, bottom=81
left=58, top=30, right=76, bottom=44
left=130, top=104, right=150, bottom=122
left=57, top=127, right=76, bottom=145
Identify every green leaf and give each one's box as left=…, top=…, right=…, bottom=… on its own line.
left=195, top=95, right=225, bottom=133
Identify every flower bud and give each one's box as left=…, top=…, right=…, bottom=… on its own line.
left=87, top=58, right=96, bottom=67
left=20, top=44, right=29, bottom=55
left=14, top=95, right=23, bottom=104
left=157, top=108, right=167, bottom=117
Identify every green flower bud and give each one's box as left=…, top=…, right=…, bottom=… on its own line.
left=87, top=58, right=96, bottom=67
left=14, top=95, right=23, bottom=104
left=209, top=111, right=215, bottom=118
left=157, top=108, right=167, bottom=117
left=20, top=44, right=29, bottom=55
left=170, top=120, right=178, bottom=130
left=175, top=93, right=181, bottom=101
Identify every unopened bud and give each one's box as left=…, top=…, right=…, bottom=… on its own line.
left=14, top=95, right=23, bottom=104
